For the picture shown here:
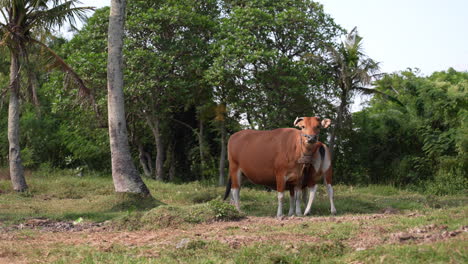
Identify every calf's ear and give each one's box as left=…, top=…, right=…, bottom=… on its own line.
left=321, top=118, right=331, bottom=128
left=294, top=117, right=304, bottom=127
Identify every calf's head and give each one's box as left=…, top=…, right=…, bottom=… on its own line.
left=294, top=116, right=331, bottom=145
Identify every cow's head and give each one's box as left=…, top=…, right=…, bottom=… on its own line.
left=294, top=116, right=331, bottom=145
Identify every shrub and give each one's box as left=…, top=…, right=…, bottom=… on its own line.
left=113, top=199, right=244, bottom=230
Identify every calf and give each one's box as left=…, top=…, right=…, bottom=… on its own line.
left=294, top=142, right=336, bottom=215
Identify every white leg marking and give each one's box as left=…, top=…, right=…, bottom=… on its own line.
left=326, top=184, right=337, bottom=215
left=303, top=185, right=318, bottom=216
left=294, top=187, right=303, bottom=216
left=288, top=192, right=295, bottom=216
left=277, top=192, right=284, bottom=217
left=231, top=188, right=240, bottom=211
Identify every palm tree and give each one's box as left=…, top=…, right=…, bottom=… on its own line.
left=0, top=0, right=93, bottom=191
left=107, top=0, right=150, bottom=195
left=327, top=27, right=388, bottom=160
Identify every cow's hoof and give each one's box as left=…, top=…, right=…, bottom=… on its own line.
left=331, top=210, right=337, bottom=215
left=288, top=211, right=294, bottom=217
left=276, top=215, right=285, bottom=220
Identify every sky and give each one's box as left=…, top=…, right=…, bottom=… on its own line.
left=318, top=0, right=468, bottom=75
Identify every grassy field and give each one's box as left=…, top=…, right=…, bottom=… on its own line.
left=0, top=169, right=467, bottom=263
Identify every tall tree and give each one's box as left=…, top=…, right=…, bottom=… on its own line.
left=107, top=0, right=150, bottom=195
left=209, top=0, right=342, bottom=130
left=0, top=0, right=92, bottom=191
left=125, top=0, right=218, bottom=181
left=327, top=27, right=380, bottom=160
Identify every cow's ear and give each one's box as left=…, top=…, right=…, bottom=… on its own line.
left=294, top=117, right=304, bottom=127
left=321, top=118, right=331, bottom=128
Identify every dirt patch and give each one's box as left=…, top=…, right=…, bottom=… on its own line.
left=390, top=224, right=468, bottom=244
left=0, top=218, right=106, bottom=233
left=348, top=223, right=468, bottom=251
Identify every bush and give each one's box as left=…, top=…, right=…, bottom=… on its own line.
left=113, top=199, right=244, bottom=230
left=207, top=199, right=244, bottom=221
left=424, top=168, right=467, bottom=195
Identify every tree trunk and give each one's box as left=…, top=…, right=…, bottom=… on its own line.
left=144, top=113, right=165, bottom=181
left=153, top=117, right=165, bottom=181
left=218, top=120, right=226, bottom=186
left=329, top=89, right=348, bottom=161
left=138, top=143, right=153, bottom=177
left=168, top=141, right=176, bottom=182
left=107, top=0, right=150, bottom=195
left=8, top=52, right=27, bottom=192
left=198, top=118, right=205, bottom=180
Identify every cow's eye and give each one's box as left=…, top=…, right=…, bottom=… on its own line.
left=301, top=126, right=305, bottom=129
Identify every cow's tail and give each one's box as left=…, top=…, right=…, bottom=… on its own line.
left=223, top=178, right=232, bottom=200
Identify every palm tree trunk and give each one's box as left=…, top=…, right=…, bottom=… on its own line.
left=8, top=52, right=27, bottom=192
left=198, top=118, right=205, bottom=180
left=107, top=0, right=150, bottom=195
left=218, top=119, right=226, bottom=186
left=329, top=89, right=347, bottom=161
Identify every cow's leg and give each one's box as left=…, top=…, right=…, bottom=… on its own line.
left=303, top=184, right=317, bottom=216
left=288, top=188, right=295, bottom=216
left=276, top=174, right=286, bottom=218
left=294, top=186, right=303, bottom=216
left=277, top=191, right=285, bottom=217
left=231, top=188, right=240, bottom=211
left=324, top=168, right=337, bottom=215
left=229, top=164, right=243, bottom=211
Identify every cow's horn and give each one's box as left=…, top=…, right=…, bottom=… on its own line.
left=294, top=117, right=304, bottom=127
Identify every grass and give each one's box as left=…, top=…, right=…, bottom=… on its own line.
left=343, top=238, right=467, bottom=264
left=0, top=170, right=467, bottom=263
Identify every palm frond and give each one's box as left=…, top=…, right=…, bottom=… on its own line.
left=354, top=86, right=405, bottom=108
left=29, top=37, right=91, bottom=98
left=27, top=4, right=94, bottom=32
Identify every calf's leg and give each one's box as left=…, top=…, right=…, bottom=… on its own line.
left=324, top=168, right=337, bottom=215
left=303, top=184, right=317, bottom=216
left=288, top=189, right=295, bottom=216
left=294, top=186, right=303, bottom=216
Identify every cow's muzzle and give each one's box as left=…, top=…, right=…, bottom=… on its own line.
left=302, top=134, right=318, bottom=144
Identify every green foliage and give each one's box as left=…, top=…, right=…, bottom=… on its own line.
left=338, top=69, right=468, bottom=194
left=207, top=0, right=342, bottom=129
left=1, top=0, right=464, bottom=198
left=207, top=199, right=244, bottom=220
left=424, top=157, right=468, bottom=195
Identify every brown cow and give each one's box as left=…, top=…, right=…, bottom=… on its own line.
left=223, top=116, right=332, bottom=217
